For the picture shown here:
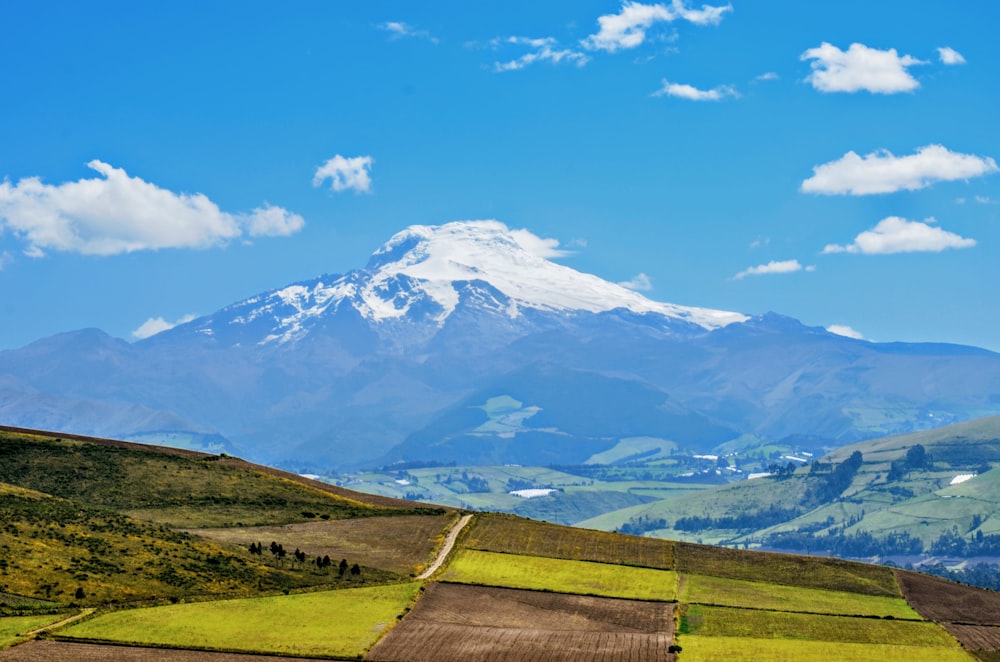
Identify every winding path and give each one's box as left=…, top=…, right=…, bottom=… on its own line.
left=418, top=514, right=472, bottom=580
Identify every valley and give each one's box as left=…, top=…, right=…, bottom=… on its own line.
left=3, top=427, right=1000, bottom=660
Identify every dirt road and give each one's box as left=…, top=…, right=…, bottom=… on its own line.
left=417, top=514, right=472, bottom=579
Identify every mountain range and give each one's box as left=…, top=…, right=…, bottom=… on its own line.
left=2, top=220, right=999, bottom=470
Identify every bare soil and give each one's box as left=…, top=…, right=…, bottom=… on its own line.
left=896, top=569, right=1000, bottom=625
left=366, top=582, right=676, bottom=662
left=942, top=624, right=1000, bottom=651
left=0, top=640, right=303, bottom=661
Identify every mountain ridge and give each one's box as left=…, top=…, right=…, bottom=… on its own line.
left=1, top=220, right=999, bottom=469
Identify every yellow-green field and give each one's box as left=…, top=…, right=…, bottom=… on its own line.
left=58, top=583, right=421, bottom=657
left=679, top=573, right=919, bottom=618
left=0, top=614, right=69, bottom=649
left=680, top=604, right=957, bottom=646
left=438, top=549, right=676, bottom=600
left=677, top=637, right=974, bottom=661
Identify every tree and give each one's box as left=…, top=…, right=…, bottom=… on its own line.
left=350, top=563, right=361, bottom=576
left=74, top=587, right=85, bottom=600
left=906, top=444, right=927, bottom=469
left=338, top=558, right=348, bottom=577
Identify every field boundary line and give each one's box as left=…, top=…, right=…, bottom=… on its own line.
left=21, top=609, right=94, bottom=636
left=419, top=514, right=472, bottom=579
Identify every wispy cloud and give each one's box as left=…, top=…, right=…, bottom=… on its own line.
left=801, top=42, right=925, bottom=94
left=827, top=324, right=863, bottom=340
left=937, top=46, right=966, bottom=65
left=652, top=79, right=738, bottom=100
left=378, top=21, right=438, bottom=44
left=492, top=36, right=589, bottom=72
left=313, top=155, right=374, bottom=193
left=733, top=259, right=813, bottom=280
left=132, top=314, right=198, bottom=340
left=0, top=250, right=10, bottom=270
left=0, top=161, right=304, bottom=257
left=618, top=272, right=653, bottom=291
left=754, top=71, right=779, bottom=82
left=510, top=228, right=570, bottom=258
left=801, top=145, right=998, bottom=195
left=582, top=0, right=732, bottom=53
left=822, top=217, right=976, bottom=254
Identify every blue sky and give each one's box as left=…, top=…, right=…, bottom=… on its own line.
left=1, top=1, right=998, bottom=350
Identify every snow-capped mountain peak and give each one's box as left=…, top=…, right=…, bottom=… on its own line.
left=195, top=220, right=747, bottom=345
left=357, top=220, right=746, bottom=327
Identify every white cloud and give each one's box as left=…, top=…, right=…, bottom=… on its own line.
left=827, top=325, right=863, bottom=340
left=378, top=21, right=439, bottom=44
left=754, top=72, right=779, bottom=81
left=749, top=237, right=770, bottom=250
left=132, top=314, right=197, bottom=340
left=822, top=216, right=976, bottom=255
left=802, top=145, right=998, bottom=195
left=0, top=160, right=304, bottom=257
left=510, top=228, right=569, bottom=258
left=492, top=36, right=589, bottom=72
left=312, top=155, right=374, bottom=193
left=582, top=0, right=732, bottom=53
left=618, top=273, right=653, bottom=291
left=937, top=46, right=966, bottom=65
left=801, top=42, right=925, bottom=94
left=241, top=204, right=306, bottom=238
left=0, top=250, right=10, bottom=270
left=733, top=259, right=811, bottom=280
left=653, top=79, right=738, bottom=100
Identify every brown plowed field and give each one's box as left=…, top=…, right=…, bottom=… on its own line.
left=896, top=569, right=1000, bottom=625
left=0, top=640, right=304, bottom=661
left=365, top=583, right=676, bottom=662
left=942, top=624, right=1000, bottom=651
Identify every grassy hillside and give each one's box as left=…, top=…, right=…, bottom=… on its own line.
left=575, top=416, right=1000, bottom=560
left=3, top=426, right=1000, bottom=660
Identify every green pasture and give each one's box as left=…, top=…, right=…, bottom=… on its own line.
left=680, top=604, right=956, bottom=646
left=584, top=436, right=677, bottom=465
left=438, top=549, right=676, bottom=600
left=0, top=614, right=70, bottom=649
left=677, top=636, right=973, bottom=661
left=679, top=573, right=918, bottom=618
left=58, top=583, right=421, bottom=657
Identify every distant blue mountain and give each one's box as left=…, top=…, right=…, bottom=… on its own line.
left=2, top=221, right=999, bottom=470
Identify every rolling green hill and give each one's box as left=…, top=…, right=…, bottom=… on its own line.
left=576, top=416, right=1000, bottom=562
left=2, top=426, right=1000, bottom=661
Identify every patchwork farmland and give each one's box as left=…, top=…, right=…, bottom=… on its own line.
left=2, top=430, right=1000, bottom=660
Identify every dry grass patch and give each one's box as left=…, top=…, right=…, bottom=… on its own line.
left=463, top=513, right=674, bottom=569
left=188, top=513, right=457, bottom=575
left=676, top=542, right=900, bottom=596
